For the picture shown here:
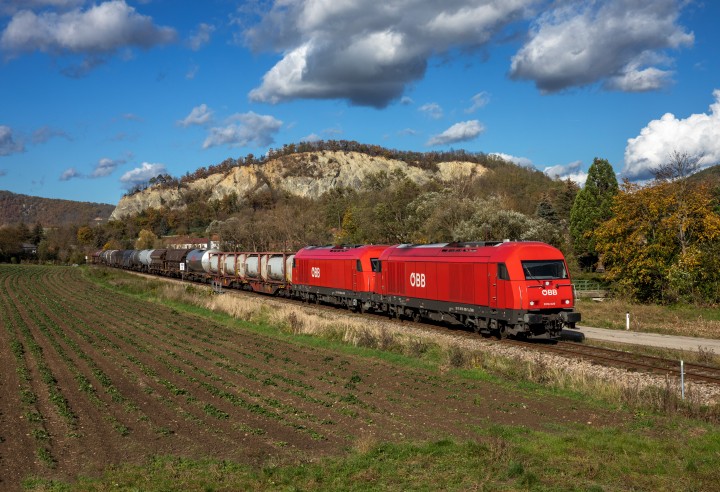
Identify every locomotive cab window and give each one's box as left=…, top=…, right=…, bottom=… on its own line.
left=521, top=260, right=568, bottom=280
left=497, top=263, right=510, bottom=280
left=356, top=260, right=363, bottom=272
left=371, top=258, right=381, bottom=272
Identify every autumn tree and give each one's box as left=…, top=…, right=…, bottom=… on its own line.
left=76, top=226, right=94, bottom=245
left=569, top=157, right=618, bottom=269
left=135, top=229, right=158, bottom=249
left=595, top=179, right=720, bottom=303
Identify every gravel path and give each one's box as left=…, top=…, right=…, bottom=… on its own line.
left=577, top=325, right=720, bottom=353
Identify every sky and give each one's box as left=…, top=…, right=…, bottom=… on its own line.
left=0, top=0, right=719, bottom=205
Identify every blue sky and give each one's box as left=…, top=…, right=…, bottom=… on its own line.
left=1, top=0, right=719, bottom=205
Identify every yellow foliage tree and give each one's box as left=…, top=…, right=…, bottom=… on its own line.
left=595, top=179, right=720, bottom=303
left=76, top=226, right=94, bottom=246
left=135, top=229, right=158, bottom=249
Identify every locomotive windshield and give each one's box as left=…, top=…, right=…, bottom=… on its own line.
left=521, top=260, right=568, bottom=280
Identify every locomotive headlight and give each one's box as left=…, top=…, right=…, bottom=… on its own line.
left=564, top=299, right=571, bottom=305
left=529, top=301, right=536, bottom=306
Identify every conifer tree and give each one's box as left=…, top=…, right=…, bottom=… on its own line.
left=569, top=157, right=618, bottom=268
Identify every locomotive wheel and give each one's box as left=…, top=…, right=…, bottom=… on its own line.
left=412, top=311, right=421, bottom=323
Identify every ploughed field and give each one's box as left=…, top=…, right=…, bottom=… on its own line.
left=0, top=264, right=620, bottom=488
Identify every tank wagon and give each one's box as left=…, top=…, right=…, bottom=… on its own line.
left=95, top=240, right=580, bottom=340
left=208, top=251, right=294, bottom=295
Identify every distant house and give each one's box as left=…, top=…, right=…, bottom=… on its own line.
left=163, top=235, right=220, bottom=250
left=22, top=243, right=37, bottom=255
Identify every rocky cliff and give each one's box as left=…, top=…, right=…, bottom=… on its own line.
left=110, top=151, right=488, bottom=220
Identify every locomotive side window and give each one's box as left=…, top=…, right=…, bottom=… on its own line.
left=521, top=260, right=568, bottom=280
left=356, top=260, right=363, bottom=272
left=497, top=263, right=510, bottom=280
left=371, top=258, right=381, bottom=272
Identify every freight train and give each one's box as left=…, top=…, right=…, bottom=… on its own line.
left=93, top=241, right=581, bottom=340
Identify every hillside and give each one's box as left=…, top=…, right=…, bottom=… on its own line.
left=112, top=149, right=495, bottom=220
left=689, top=164, right=720, bottom=186
left=0, top=190, right=114, bottom=227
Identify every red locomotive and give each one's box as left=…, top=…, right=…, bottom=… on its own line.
left=292, top=244, right=389, bottom=310
left=373, top=241, right=579, bottom=339
left=96, top=240, right=580, bottom=340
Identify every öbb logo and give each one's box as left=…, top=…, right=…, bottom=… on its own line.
left=541, top=289, right=558, bottom=296
left=410, top=272, right=426, bottom=288
left=311, top=267, right=321, bottom=278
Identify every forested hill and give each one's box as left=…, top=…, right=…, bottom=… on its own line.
left=689, top=164, right=720, bottom=186
left=0, top=190, right=114, bottom=227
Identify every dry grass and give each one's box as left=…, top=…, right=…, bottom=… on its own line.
left=150, top=282, right=720, bottom=422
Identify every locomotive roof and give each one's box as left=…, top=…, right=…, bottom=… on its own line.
left=380, top=241, right=565, bottom=262
left=295, top=244, right=390, bottom=259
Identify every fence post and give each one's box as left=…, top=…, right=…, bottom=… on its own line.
left=681, top=360, right=685, bottom=400
left=626, top=312, right=630, bottom=331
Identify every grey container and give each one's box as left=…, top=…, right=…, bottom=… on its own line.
left=122, top=250, right=134, bottom=268
left=130, top=250, right=142, bottom=269
left=139, top=249, right=154, bottom=266
left=185, top=249, right=206, bottom=273
left=201, top=249, right=220, bottom=273
left=245, top=255, right=259, bottom=278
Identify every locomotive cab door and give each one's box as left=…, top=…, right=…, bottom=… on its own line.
left=488, top=263, right=498, bottom=309
left=353, top=259, right=360, bottom=292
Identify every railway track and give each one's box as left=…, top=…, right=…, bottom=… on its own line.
left=122, top=268, right=720, bottom=385
left=501, top=339, right=720, bottom=385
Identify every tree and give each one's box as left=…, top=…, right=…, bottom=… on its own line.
left=569, top=157, right=618, bottom=269
left=31, top=222, right=44, bottom=245
left=653, top=151, right=703, bottom=256
left=76, top=226, right=94, bottom=246
left=535, top=193, right=560, bottom=226
left=595, top=179, right=720, bottom=303
left=135, top=229, right=158, bottom=249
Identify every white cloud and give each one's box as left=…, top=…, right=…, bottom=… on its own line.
left=31, top=126, right=71, bottom=144
left=245, top=0, right=535, bottom=107
left=543, top=160, right=588, bottom=185
left=91, top=157, right=124, bottom=178
left=300, top=133, right=321, bottom=142
left=178, top=104, right=213, bottom=127
left=0, top=0, right=176, bottom=73
left=203, top=112, right=282, bottom=150
left=426, top=120, right=484, bottom=146
left=465, top=91, right=490, bottom=113
left=185, top=63, right=199, bottom=80
left=120, top=162, right=166, bottom=189
left=188, top=22, right=215, bottom=51
left=0, top=125, right=25, bottom=155
left=623, top=89, right=720, bottom=180
left=419, top=102, right=443, bottom=119
left=490, top=152, right=533, bottom=168
left=510, top=0, right=693, bottom=93
left=59, top=167, right=80, bottom=181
